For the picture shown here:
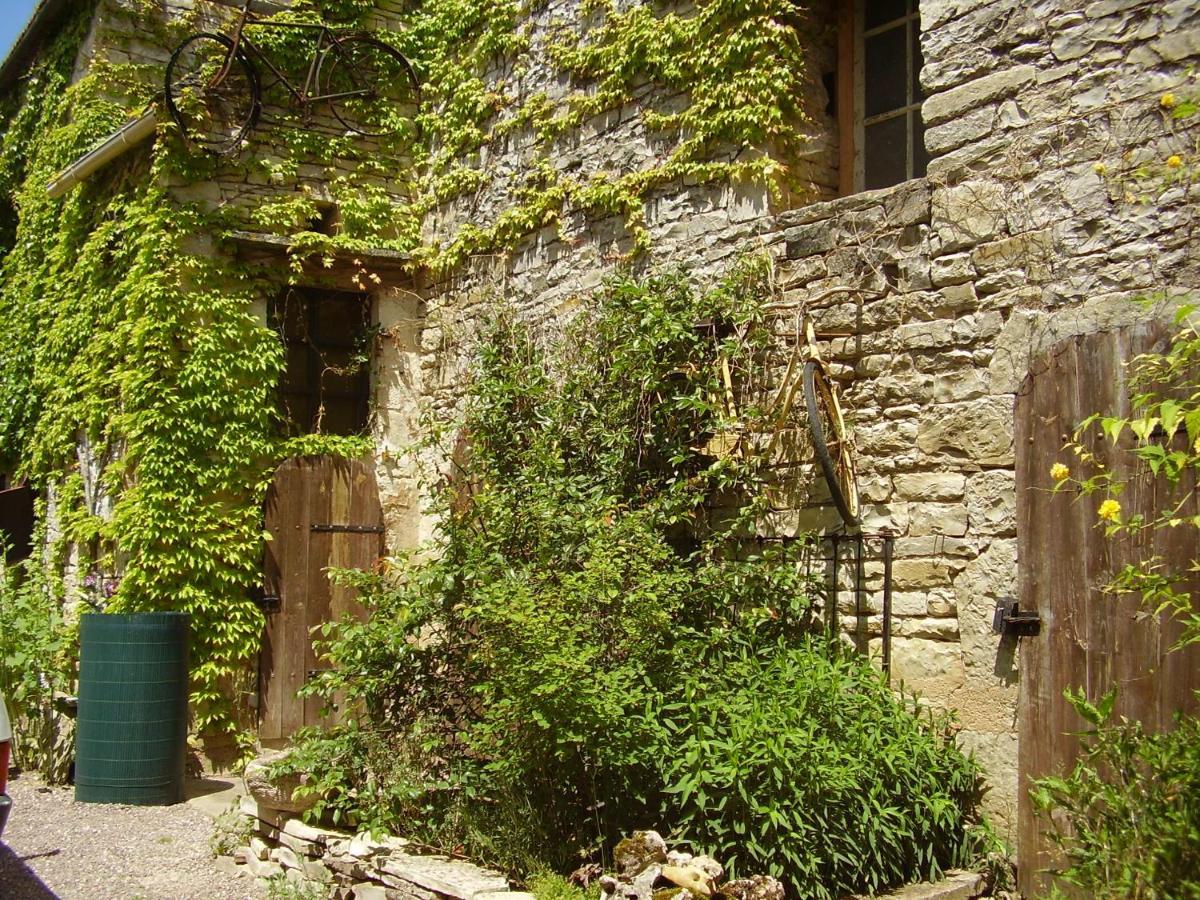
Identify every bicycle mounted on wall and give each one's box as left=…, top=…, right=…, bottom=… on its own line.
left=165, top=0, right=420, bottom=154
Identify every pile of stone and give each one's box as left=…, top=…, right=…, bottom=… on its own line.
left=226, top=752, right=525, bottom=900
left=599, top=831, right=784, bottom=900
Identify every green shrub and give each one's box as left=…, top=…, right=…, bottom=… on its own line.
left=287, top=265, right=984, bottom=892
left=1031, top=689, right=1200, bottom=898
left=529, top=872, right=589, bottom=900
left=0, top=550, right=75, bottom=781
left=661, top=637, right=983, bottom=898
left=209, top=803, right=255, bottom=858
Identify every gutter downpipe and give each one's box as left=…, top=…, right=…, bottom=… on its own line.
left=45, top=107, right=158, bottom=199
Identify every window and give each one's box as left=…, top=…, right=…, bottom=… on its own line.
left=271, top=288, right=372, bottom=436
left=839, top=0, right=928, bottom=193
left=0, top=480, right=33, bottom=563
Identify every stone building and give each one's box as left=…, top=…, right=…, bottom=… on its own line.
left=1, top=0, right=1198, bottom=885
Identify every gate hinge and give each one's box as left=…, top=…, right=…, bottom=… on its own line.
left=310, top=524, right=385, bottom=534
left=992, top=598, right=1041, bottom=636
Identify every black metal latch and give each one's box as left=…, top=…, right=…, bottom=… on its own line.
left=310, top=524, right=385, bottom=534
left=249, top=585, right=281, bottom=613
left=992, top=598, right=1041, bottom=636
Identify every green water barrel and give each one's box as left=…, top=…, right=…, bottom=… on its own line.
left=75, top=612, right=190, bottom=805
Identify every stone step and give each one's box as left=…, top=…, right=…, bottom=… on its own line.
left=854, top=870, right=985, bottom=900
left=376, top=852, right=512, bottom=900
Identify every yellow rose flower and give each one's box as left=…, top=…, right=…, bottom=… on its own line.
left=1167, top=154, right=1184, bottom=168
left=1050, top=462, right=1070, bottom=481
left=1161, top=93, right=1177, bottom=109
left=1098, top=499, right=1122, bottom=522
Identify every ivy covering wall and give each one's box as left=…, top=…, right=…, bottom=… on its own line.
left=0, top=0, right=820, bottom=749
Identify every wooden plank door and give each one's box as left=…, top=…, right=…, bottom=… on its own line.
left=260, top=456, right=384, bottom=742
left=1015, top=323, right=1200, bottom=895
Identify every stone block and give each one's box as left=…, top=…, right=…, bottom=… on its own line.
left=898, top=319, right=955, bottom=349
left=889, top=637, right=965, bottom=700
left=784, top=221, right=834, bottom=258
left=933, top=369, right=989, bottom=403
left=283, top=817, right=343, bottom=846
left=857, top=868, right=985, bottom=899
left=916, top=397, right=1015, bottom=467
left=925, top=105, right=994, bottom=155
left=953, top=539, right=1019, bottom=668
left=930, top=252, right=975, bottom=287
left=971, top=231, right=1052, bottom=276
left=1153, top=28, right=1200, bottom=62
left=278, top=830, right=324, bottom=859
left=956, top=730, right=1019, bottom=840
left=933, top=282, right=979, bottom=315
left=245, top=750, right=317, bottom=815
left=378, top=852, right=510, bottom=900
left=896, top=617, right=960, bottom=640
left=927, top=592, right=958, bottom=617
left=271, top=847, right=303, bottom=871
left=932, top=181, right=1007, bottom=253
left=966, top=470, right=1016, bottom=535
left=246, top=856, right=284, bottom=880
left=355, top=884, right=390, bottom=900
left=857, top=418, right=920, bottom=456
left=890, top=591, right=932, bottom=617
left=893, top=536, right=978, bottom=559
left=892, top=472, right=966, bottom=502
left=907, top=502, right=969, bottom=537
left=923, top=65, right=1036, bottom=126
left=890, top=558, right=955, bottom=590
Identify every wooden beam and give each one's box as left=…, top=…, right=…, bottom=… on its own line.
left=837, top=0, right=856, bottom=197
left=224, top=230, right=415, bottom=285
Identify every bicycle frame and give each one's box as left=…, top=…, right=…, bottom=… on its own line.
left=218, top=1, right=372, bottom=108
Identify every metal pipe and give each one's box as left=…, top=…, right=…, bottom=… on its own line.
left=828, top=534, right=840, bottom=640
left=854, top=532, right=867, bottom=654
left=882, top=533, right=894, bottom=681
left=46, top=107, right=158, bottom=199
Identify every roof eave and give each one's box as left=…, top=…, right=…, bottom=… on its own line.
left=0, top=0, right=76, bottom=97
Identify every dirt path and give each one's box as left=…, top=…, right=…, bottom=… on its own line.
left=0, top=773, right=264, bottom=900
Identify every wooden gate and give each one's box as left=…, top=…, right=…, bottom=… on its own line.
left=1015, top=323, right=1200, bottom=895
left=259, top=456, right=384, bottom=742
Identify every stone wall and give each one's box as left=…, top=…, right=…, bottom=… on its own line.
left=377, top=0, right=1200, bottom=841
left=233, top=795, right=519, bottom=900
left=34, top=0, right=1200, bottom=845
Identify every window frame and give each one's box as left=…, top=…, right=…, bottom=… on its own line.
left=838, top=0, right=927, bottom=195
left=271, top=286, right=374, bottom=437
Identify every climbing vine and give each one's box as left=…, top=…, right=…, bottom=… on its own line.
left=0, top=0, right=821, bottom=752
left=382, top=0, right=815, bottom=269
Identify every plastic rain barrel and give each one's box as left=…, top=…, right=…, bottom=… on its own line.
left=75, top=612, right=190, bottom=805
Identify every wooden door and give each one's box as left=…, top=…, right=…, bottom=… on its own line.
left=260, top=456, right=384, bottom=742
left=1015, top=324, right=1200, bottom=895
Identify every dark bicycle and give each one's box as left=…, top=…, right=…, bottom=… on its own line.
left=165, top=0, right=419, bottom=155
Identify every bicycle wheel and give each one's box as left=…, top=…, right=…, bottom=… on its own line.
left=165, top=33, right=260, bottom=155
left=803, top=358, right=860, bottom=527
left=320, top=35, right=420, bottom=138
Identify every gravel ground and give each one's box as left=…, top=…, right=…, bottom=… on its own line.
left=0, top=773, right=264, bottom=900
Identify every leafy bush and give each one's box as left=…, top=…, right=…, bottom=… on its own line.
left=1031, top=689, right=1200, bottom=898
left=286, top=265, right=984, bottom=893
left=210, top=803, right=255, bottom=858
left=0, top=550, right=75, bottom=781
left=662, top=637, right=983, bottom=898
left=529, top=872, right=588, bottom=900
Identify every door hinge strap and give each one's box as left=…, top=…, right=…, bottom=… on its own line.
left=310, top=524, right=385, bottom=534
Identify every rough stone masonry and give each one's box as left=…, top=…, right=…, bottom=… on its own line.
left=378, top=0, right=1200, bottom=841
left=31, top=0, right=1200, bottom=846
